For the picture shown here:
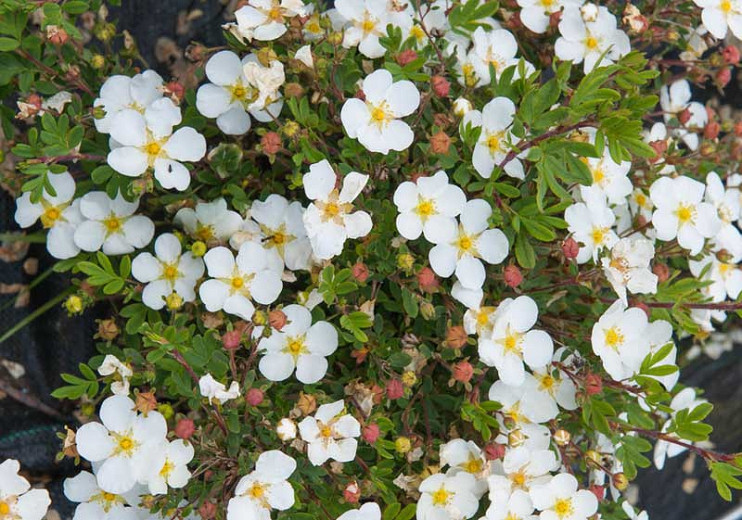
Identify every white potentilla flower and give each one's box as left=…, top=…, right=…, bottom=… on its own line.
left=621, top=502, right=649, bottom=520
left=453, top=97, right=474, bottom=117
left=294, top=45, right=314, bottom=68
left=0, top=459, right=50, bottom=520
left=174, top=198, right=243, bottom=245
left=690, top=254, right=742, bottom=302
left=601, top=236, right=658, bottom=305
left=659, top=80, right=708, bottom=150
left=653, top=388, right=707, bottom=469
left=74, top=192, right=154, bottom=255
left=583, top=150, right=632, bottom=205
left=517, top=0, right=581, bottom=34
left=529, top=473, right=598, bottom=520
left=486, top=488, right=537, bottom=520
left=199, top=243, right=283, bottom=320
left=132, top=233, right=205, bottom=310
left=302, top=160, right=372, bottom=259
left=428, top=199, right=509, bottom=290
left=393, top=170, right=466, bottom=242
left=466, top=98, right=524, bottom=180
left=196, top=51, right=285, bottom=136
left=341, top=69, right=420, bottom=154
left=488, top=378, right=558, bottom=427
left=143, top=439, right=194, bottom=495
left=468, top=27, right=533, bottom=87
left=693, top=0, right=742, bottom=39
left=529, top=365, right=578, bottom=412
left=298, top=400, right=361, bottom=466
left=439, top=439, right=488, bottom=496
left=98, top=355, right=133, bottom=396
left=228, top=451, right=297, bottom=520
left=629, top=187, right=654, bottom=222
left=488, top=445, right=558, bottom=499
left=463, top=303, right=497, bottom=337
left=94, top=70, right=164, bottom=134
left=335, top=0, right=412, bottom=58
left=680, top=25, right=709, bottom=62
left=258, top=304, right=338, bottom=384
left=565, top=187, right=618, bottom=263
left=276, top=418, right=298, bottom=441
left=233, top=0, right=306, bottom=42
left=554, top=4, right=631, bottom=73
left=650, top=176, right=721, bottom=255
left=75, top=395, right=167, bottom=494
left=14, top=170, right=82, bottom=259
left=417, top=472, right=479, bottom=520
left=705, top=172, right=742, bottom=260
left=250, top=194, right=313, bottom=271
left=451, top=281, right=485, bottom=311
left=591, top=299, right=650, bottom=381
left=337, top=502, right=381, bottom=520
left=64, top=470, right=140, bottom=520
left=107, top=109, right=206, bottom=191
left=478, top=296, right=554, bottom=387
left=198, top=373, right=241, bottom=404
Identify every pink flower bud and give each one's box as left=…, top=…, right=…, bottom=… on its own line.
left=396, top=49, right=418, bottom=66
left=723, top=45, right=741, bottom=65
left=352, top=262, right=369, bottom=282
left=485, top=443, right=506, bottom=460
left=585, top=373, right=602, bottom=396
left=246, top=388, right=264, bottom=406
left=344, top=481, right=361, bottom=503
left=417, top=267, right=438, bottom=291
left=362, top=423, right=381, bottom=444
left=222, top=329, right=242, bottom=350
left=431, top=76, right=450, bottom=98
left=562, top=237, right=579, bottom=260
left=386, top=379, right=404, bottom=400
left=453, top=361, right=474, bottom=383
left=503, top=265, right=523, bottom=288
left=175, top=418, right=195, bottom=440
left=717, top=67, right=732, bottom=88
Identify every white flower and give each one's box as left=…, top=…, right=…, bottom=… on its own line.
left=650, top=176, right=721, bottom=255
left=591, top=300, right=650, bottom=381
left=0, top=459, right=50, bottom=520
left=693, top=0, right=742, bottom=39
left=488, top=378, right=559, bottom=427
left=417, top=472, right=479, bottom=520
left=488, top=445, right=558, bottom=498
left=196, top=51, right=285, bottom=135
left=517, top=0, right=581, bottom=34
left=621, top=502, right=649, bottom=520
left=468, top=97, right=524, bottom=180
left=294, top=45, right=314, bottom=68
left=337, top=502, right=381, bottom=520
left=341, top=69, right=420, bottom=154
left=335, top=0, right=412, bottom=58
left=453, top=97, right=474, bottom=117
left=659, top=80, right=708, bottom=151
left=298, top=400, right=361, bottom=466
left=555, top=4, right=630, bottom=73
left=233, top=0, right=306, bottom=42
left=174, top=198, right=243, bottom=244
left=258, top=304, right=337, bottom=384
left=439, top=439, right=488, bottom=497
left=94, top=70, right=164, bottom=134
left=583, top=150, right=633, bottom=205
left=143, top=440, right=194, bottom=495
left=199, top=373, right=241, bottom=405
left=276, top=418, right=298, bottom=441
left=529, top=473, right=598, bottom=520
left=486, top=489, right=537, bottom=520
left=529, top=365, right=578, bottom=412
left=705, top=171, right=742, bottom=260
left=690, top=254, right=742, bottom=303
left=75, top=395, right=167, bottom=494
left=74, top=192, right=154, bottom=255
left=565, top=187, right=618, bottom=263
left=98, top=355, right=133, bottom=396
left=107, top=106, right=206, bottom=191
left=249, top=194, right=313, bottom=271
left=478, top=296, right=554, bottom=387
left=393, top=170, right=466, bottom=242
left=428, top=199, right=509, bottom=290
left=653, top=388, right=707, bottom=469
left=302, top=160, right=372, bottom=259
left=643, top=319, right=679, bottom=392
left=468, top=27, right=531, bottom=87
left=63, top=470, right=140, bottom=520
left=601, top=237, right=658, bottom=305
left=14, top=170, right=82, bottom=259
left=199, top=243, right=283, bottom=320
left=463, top=303, right=497, bottom=337
left=132, top=233, right=204, bottom=310
left=227, top=451, right=297, bottom=520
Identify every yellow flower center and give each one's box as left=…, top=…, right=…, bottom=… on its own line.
left=270, top=231, right=287, bottom=245
left=431, top=487, right=451, bottom=506
left=486, top=131, right=504, bottom=154
left=476, top=310, right=490, bottom=326
left=195, top=224, right=215, bottom=242
left=635, top=193, right=647, bottom=207
left=113, top=433, right=137, bottom=456
left=414, top=198, right=436, bottom=219
left=163, top=264, right=179, bottom=282
left=585, top=36, right=599, bottom=50
left=721, top=0, right=732, bottom=13
left=502, top=327, right=524, bottom=354
left=286, top=336, right=307, bottom=359
left=102, top=492, right=117, bottom=503
left=249, top=482, right=267, bottom=499
left=323, top=201, right=340, bottom=218
left=268, top=6, right=283, bottom=21
left=0, top=502, right=9, bottom=516
left=145, top=141, right=162, bottom=156
left=320, top=424, right=333, bottom=438
left=103, top=215, right=122, bottom=233
left=540, top=0, right=555, bottom=6
left=591, top=226, right=609, bottom=245
left=362, top=18, right=376, bottom=33
left=592, top=167, right=605, bottom=185
left=462, top=456, right=483, bottom=473
left=410, top=25, right=425, bottom=40
left=159, top=460, right=175, bottom=478
left=512, top=471, right=527, bottom=488
left=539, top=373, right=556, bottom=391
left=604, top=326, right=624, bottom=349
left=554, top=498, right=574, bottom=518
left=456, top=233, right=475, bottom=253
left=675, top=203, right=696, bottom=225
left=41, top=206, right=62, bottom=228
left=231, top=276, right=244, bottom=290
left=370, top=104, right=389, bottom=126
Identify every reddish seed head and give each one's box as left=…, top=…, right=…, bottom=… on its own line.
left=261, top=132, right=282, bottom=155
left=452, top=361, right=474, bottom=383
left=585, top=373, right=603, bottom=396
left=431, top=75, right=450, bottom=98
left=47, top=26, right=69, bottom=46
left=417, top=267, right=438, bottom=291
left=352, top=262, right=369, bottom=282
left=386, top=379, right=404, bottom=400
left=589, top=484, right=605, bottom=501
left=653, top=263, right=670, bottom=283
left=678, top=108, right=692, bottom=125
left=735, top=121, right=742, bottom=137
left=430, top=131, right=452, bottom=154
left=485, top=443, right=506, bottom=461
left=562, top=237, right=580, bottom=260
left=175, top=418, right=196, bottom=440
left=222, top=329, right=242, bottom=350
left=717, top=67, right=733, bottom=88
left=246, top=388, right=264, bottom=406
left=723, top=45, right=741, bottom=65
left=198, top=501, right=217, bottom=520
left=704, top=121, right=721, bottom=140
left=344, top=481, right=361, bottom=503
left=396, top=49, right=418, bottom=66
left=165, top=81, right=185, bottom=103
left=503, top=265, right=523, bottom=288
left=269, top=309, right=287, bottom=331
left=446, top=325, right=468, bottom=349
left=362, top=423, right=381, bottom=443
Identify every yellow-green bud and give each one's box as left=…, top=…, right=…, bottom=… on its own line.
left=282, top=120, right=300, bottom=138
left=64, top=295, right=84, bottom=315
left=191, top=241, right=207, bottom=257
left=165, top=293, right=183, bottom=311
left=157, top=403, right=174, bottom=420
left=91, top=54, right=105, bottom=69
left=613, top=472, right=629, bottom=491
left=395, top=436, right=412, bottom=454
left=397, top=253, right=414, bottom=271
left=253, top=310, right=268, bottom=326
left=401, top=371, right=417, bottom=387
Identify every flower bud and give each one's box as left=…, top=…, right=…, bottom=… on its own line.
left=395, top=436, right=412, bottom=454
left=284, top=82, right=304, bottom=99
left=246, top=388, right=264, bottom=406
left=362, top=423, right=380, bottom=443
left=431, top=75, right=450, bottom=98
left=717, top=67, right=732, bottom=88
left=175, top=418, right=196, bottom=439
left=297, top=392, right=317, bottom=415
left=402, top=370, right=417, bottom=387
left=386, top=379, right=404, bottom=400
left=553, top=429, right=571, bottom=446
left=613, top=472, right=629, bottom=491
left=253, top=310, right=268, bottom=325
left=157, top=403, right=174, bottom=420
left=344, top=481, right=361, bottom=503
left=282, top=120, right=301, bottom=138
left=222, top=329, right=242, bottom=350
left=91, top=54, right=105, bottom=69
left=64, top=295, right=84, bottom=315
left=589, top=484, right=605, bottom=501
left=396, top=49, right=418, bottom=66
left=508, top=429, right=526, bottom=447
left=652, top=262, right=670, bottom=283
left=586, top=449, right=602, bottom=465
left=585, top=373, right=602, bottom=395
left=352, top=262, right=369, bottom=282
left=446, top=325, right=468, bottom=349
left=503, top=265, right=523, bottom=288
left=261, top=132, right=282, bottom=155
left=723, top=45, right=741, bottom=65
left=95, top=319, right=119, bottom=341
left=420, top=301, right=436, bottom=320
left=135, top=391, right=158, bottom=415
left=269, top=309, right=287, bottom=331
left=198, top=501, right=217, bottom=520
left=397, top=253, right=414, bottom=271
left=277, top=418, right=297, bottom=440
left=191, top=241, right=207, bottom=257
left=47, top=25, right=69, bottom=46
left=417, top=267, right=438, bottom=291
left=430, top=131, right=451, bottom=155
left=453, top=97, right=473, bottom=117
left=678, top=108, right=692, bottom=125
left=453, top=361, right=474, bottom=383
left=485, top=443, right=506, bottom=460
left=165, top=293, right=183, bottom=311
left=562, top=237, right=580, bottom=260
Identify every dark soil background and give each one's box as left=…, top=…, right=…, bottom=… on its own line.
left=0, top=1, right=740, bottom=518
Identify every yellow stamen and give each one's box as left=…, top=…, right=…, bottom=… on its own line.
left=195, top=224, right=215, bottom=242
left=511, top=471, right=527, bottom=487
left=286, top=337, right=306, bottom=358
left=362, top=18, right=376, bottom=33
left=159, top=460, right=174, bottom=478
left=585, top=36, right=599, bottom=50
left=41, top=206, right=62, bottom=228
left=554, top=498, right=574, bottom=518
left=591, top=226, right=609, bottom=245
left=267, top=7, right=283, bottom=21
left=145, top=142, right=162, bottom=156
left=103, top=215, right=122, bottom=233
left=604, top=326, right=624, bottom=349
left=163, top=264, right=179, bottom=282
left=721, top=0, right=732, bottom=13
left=462, top=457, right=483, bottom=473
left=0, top=502, right=10, bottom=515
left=431, top=487, right=451, bottom=506
left=456, top=234, right=474, bottom=252
left=320, top=424, right=333, bottom=438
left=231, top=277, right=244, bottom=290
left=414, top=198, right=435, bottom=219
left=486, top=132, right=504, bottom=154
left=675, top=204, right=696, bottom=225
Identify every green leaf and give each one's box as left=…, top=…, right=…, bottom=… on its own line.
left=514, top=233, right=536, bottom=269
left=0, top=37, right=19, bottom=51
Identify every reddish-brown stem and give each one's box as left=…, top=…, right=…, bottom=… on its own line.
left=498, top=121, right=595, bottom=170
left=614, top=423, right=737, bottom=463
left=643, top=301, right=742, bottom=311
